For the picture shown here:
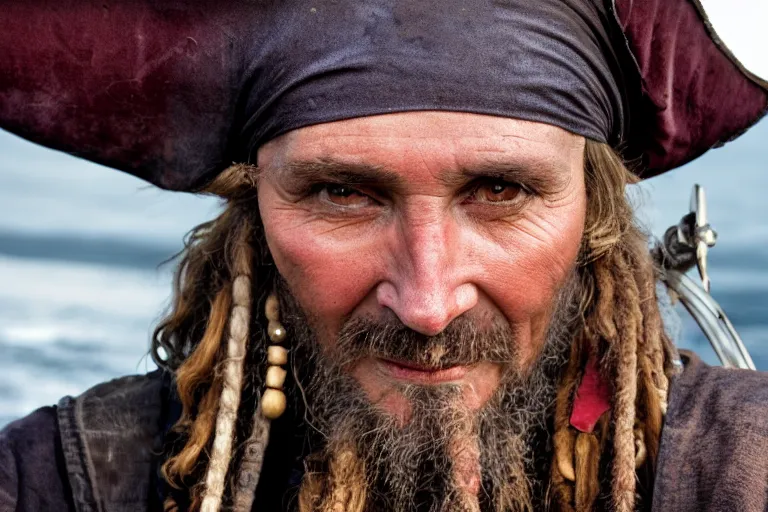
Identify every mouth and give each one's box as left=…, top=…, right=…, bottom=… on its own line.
left=377, top=357, right=470, bottom=384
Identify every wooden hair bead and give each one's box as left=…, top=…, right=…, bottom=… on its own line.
left=265, top=365, right=287, bottom=389
left=267, top=321, right=286, bottom=343
left=265, top=294, right=280, bottom=322
left=267, top=345, right=289, bottom=366
left=262, top=293, right=288, bottom=420
left=261, top=388, right=287, bottom=420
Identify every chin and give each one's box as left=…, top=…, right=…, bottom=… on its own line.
left=350, top=357, right=504, bottom=423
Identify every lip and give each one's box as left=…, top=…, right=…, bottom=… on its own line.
left=377, top=358, right=470, bottom=384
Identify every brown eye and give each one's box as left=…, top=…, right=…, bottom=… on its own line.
left=473, top=182, right=522, bottom=203
left=320, top=184, right=372, bottom=207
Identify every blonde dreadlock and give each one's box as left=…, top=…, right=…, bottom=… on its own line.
left=154, top=165, right=274, bottom=511
left=153, top=141, right=675, bottom=511
left=298, top=447, right=368, bottom=512
left=550, top=142, right=675, bottom=512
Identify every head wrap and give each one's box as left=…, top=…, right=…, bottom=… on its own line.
left=1, top=0, right=766, bottom=190
left=240, top=0, right=626, bottom=158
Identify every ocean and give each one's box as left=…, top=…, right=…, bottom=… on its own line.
left=1, top=121, right=766, bottom=427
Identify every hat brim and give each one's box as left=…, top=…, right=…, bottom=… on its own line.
left=613, top=0, right=768, bottom=177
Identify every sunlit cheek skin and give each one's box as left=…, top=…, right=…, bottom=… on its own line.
left=258, top=184, right=387, bottom=342
left=479, top=222, right=584, bottom=366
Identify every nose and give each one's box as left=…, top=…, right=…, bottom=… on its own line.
left=376, top=213, right=478, bottom=335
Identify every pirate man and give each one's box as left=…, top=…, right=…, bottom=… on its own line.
left=1, top=1, right=767, bottom=511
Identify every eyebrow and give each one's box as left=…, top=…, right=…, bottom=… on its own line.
left=446, top=160, right=569, bottom=193
left=277, top=158, right=406, bottom=189
left=277, top=156, right=568, bottom=194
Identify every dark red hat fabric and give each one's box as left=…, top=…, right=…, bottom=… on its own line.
left=0, top=0, right=765, bottom=191
left=614, top=0, right=768, bottom=178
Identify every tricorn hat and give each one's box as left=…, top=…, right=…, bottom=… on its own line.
left=1, top=0, right=766, bottom=191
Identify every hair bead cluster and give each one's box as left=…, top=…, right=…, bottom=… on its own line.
left=156, top=164, right=281, bottom=511
left=261, top=293, right=289, bottom=420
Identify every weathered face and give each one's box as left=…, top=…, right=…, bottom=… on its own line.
left=257, top=111, right=586, bottom=419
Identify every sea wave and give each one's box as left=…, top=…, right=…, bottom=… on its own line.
left=0, top=254, right=165, bottom=425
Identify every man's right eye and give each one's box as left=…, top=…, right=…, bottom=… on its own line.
left=318, top=184, right=374, bottom=208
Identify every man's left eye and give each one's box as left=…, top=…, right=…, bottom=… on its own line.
left=471, top=181, right=523, bottom=203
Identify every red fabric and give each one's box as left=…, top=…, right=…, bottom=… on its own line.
left=570, top=355, right=611, bottom=433
left=0, top=1, right=240, bottom=190
left=615, top=0, right=768, bottom=177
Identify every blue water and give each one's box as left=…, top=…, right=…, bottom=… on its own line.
left=1, top=121, right=766, bottom=427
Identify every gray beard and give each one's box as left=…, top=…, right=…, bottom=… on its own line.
left=279, top=274, right=581, bottom=512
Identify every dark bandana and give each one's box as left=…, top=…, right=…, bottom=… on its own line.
left=239, top=0, right=626, bottom=158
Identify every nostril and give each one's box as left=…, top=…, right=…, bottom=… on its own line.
left=407, top=315, right=451, bottom=337
left=455, top=283, right=479, bottom=313
left=375, top=281, right=475, bottom=336
left=375, top=282, right=398, bottom=311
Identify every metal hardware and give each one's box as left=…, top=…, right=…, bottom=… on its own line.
left=654, top=185, right=755, bottom=370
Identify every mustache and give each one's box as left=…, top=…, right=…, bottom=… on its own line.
left=332, top=314, right=519, bottom=370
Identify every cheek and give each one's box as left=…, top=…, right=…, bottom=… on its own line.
left=471, top=200, right=586, bottom=353
left=258, top=185, right=384, bottom=340
left=499, top=214, right=582, bottom=304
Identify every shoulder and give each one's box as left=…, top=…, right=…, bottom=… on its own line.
left=59, top=370, right=165, bottom=432
left=57, top=370, right=167, bottom=512
left=0, top=371, right=167, bottom=512
left=666, top=351, right=768, bottom=428
left=654, top=352, right=768, bottom=511
left=0, top=406, right=75, bottom=512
